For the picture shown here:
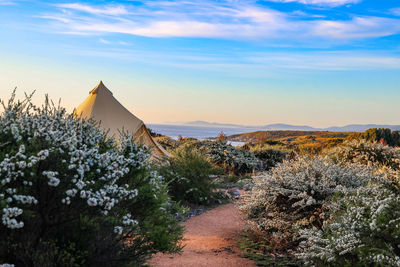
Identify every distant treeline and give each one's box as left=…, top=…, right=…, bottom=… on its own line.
left=347, top=128, right=400, bottom=146
left=227, top=130, right=349, bottom=143
left=227, top=128, right=400, bottom=146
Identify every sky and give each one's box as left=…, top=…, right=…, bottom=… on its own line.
left=0, top=0, right=399, bottom=127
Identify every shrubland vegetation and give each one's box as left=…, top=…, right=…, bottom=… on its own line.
left=229, top=130, right=349, bottom=146
left=3, top=89, right=399, bottom=267
left=147, top=128, right=163, bottom=137
left=240, top=157, right=381, bottom=253
left=157, top=144, right=219, bottom=205
left=245, top=144, right=287, bottom=171
left=297, top=182, right=400, bottom=266
left=156, top=136, right=261, bottom=175
left=240, top=135, right=400, bottom=266
left=0, top=92, right=184, bottom=267
left=148, top=126, right=400, bottom=266
left=230, top=128, right=400, bottom=153
left=347, top=128, right=400, bottom=147
left=194, top=140, right=260, bottom=175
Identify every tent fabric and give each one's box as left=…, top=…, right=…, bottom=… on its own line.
left=75, top=81, right=170, bottom=160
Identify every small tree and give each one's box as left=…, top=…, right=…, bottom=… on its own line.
left=217, top=131, right=227, bottom=143
left=177, top=134, right=183, bottom=142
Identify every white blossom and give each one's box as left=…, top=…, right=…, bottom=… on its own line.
left=0, top=94, right=152, bottom=230
left=87, top=198, right=97, bottom=207
left=114, top=226, right=123, bottom=235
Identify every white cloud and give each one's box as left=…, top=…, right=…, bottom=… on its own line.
left=0, top=0, right=18, bottom=5
left=312, top=16, right=400, bottom=39
left=55, top=3, right=129, bottom=16
left=390, top=8, right=400, bottom=16
left=247, top=51, right=400, bottom=70
left=266, top=0, right=361, bottom=7
left=99, top=38, right=110, bottom=44
left=69, top=47, right=400, bottom=74
left=37, top=15, right=71, bottom=23
left=41, top=1, right=400, bottom=41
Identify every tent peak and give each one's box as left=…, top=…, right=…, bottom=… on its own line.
left=89, top=81, right=113, bottom=95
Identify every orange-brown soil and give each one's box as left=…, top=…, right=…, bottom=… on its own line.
left=148, top=203, right=256, bottom=267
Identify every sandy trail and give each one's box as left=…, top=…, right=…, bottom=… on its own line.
left=148, top=203, right=256, bottom=267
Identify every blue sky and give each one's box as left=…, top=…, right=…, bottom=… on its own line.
left=0, top=0, right=399, bottom=127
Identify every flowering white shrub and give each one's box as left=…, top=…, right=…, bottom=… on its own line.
left=0, top=96, right=146, bottom=231
left=193, top=140, right=260, bottom=175
left=329, top=140, right=400, bottom=183
left=0, top=91, right=183, bottom=266
left=239, top=156, right=382, bottom=252
left=297, top=182, right=400, bottom=266
left=329, top=140, right=400, bottom=171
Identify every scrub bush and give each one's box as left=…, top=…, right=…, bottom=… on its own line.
left=0, top=92, right=183, bottom=267
left=156, top=138, right=260, bottom=175
left=347, top=128, right=400, bottom=147
left=194, top=140, right=260, bottom=175
left=240, top=156, right=381, bottom=252
left=158, top=145, right=217, bottom=205
left=329, top=140, right=400, bottom=183
left=249, top=144, right=287, bottom=170
left=297, top=182, right=400, bottom=267
left=329, top=140, right=400, bottom=170
left=153, top=136, right=179, bottom=151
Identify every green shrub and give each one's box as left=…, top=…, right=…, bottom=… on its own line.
left=154, top=136, right=179, bottom=150
left=249, top=144, right=287, bottom=170
left=347, top=128, right=400, bottom=147
left=193, top=140, right=260, bottom=175
left=0, top=92, right=184, bottom=267
left=147, top=128, right=163, bottom=137
left=158, top=145, right=217, bottom=205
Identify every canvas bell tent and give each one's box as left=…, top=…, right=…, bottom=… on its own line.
left=75, top=81, right=170, bottom=160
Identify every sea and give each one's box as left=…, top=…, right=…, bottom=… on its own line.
left=148, top=124, right=256, bottom=146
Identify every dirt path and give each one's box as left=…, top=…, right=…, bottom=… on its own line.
left=148, top=203, right=256, bottom=267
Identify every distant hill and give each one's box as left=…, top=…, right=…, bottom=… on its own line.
left=165, top=121, right=400, bottom=132
left=178, top=120, right=249, bottom=128
left=260, top=123, right=316, bottom=131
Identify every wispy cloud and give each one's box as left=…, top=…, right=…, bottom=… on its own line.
left=248, top=51, right=400, bottom=71
left=265, top=0, right=361, bottom=7
left=0, top=0, right=18, bottom=5
left=98, top=38, right=129, bottom=45
left=65, top=44, right=400, bottom=74
left=390, top=8, right=400, bottom=16
left=99, top=38, right=110, bottom=44
left=312, top=16, right=400, bottom=39
left=55, top=3, right=129, bottom=16
left=39, top=1, right=400, bottom=41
